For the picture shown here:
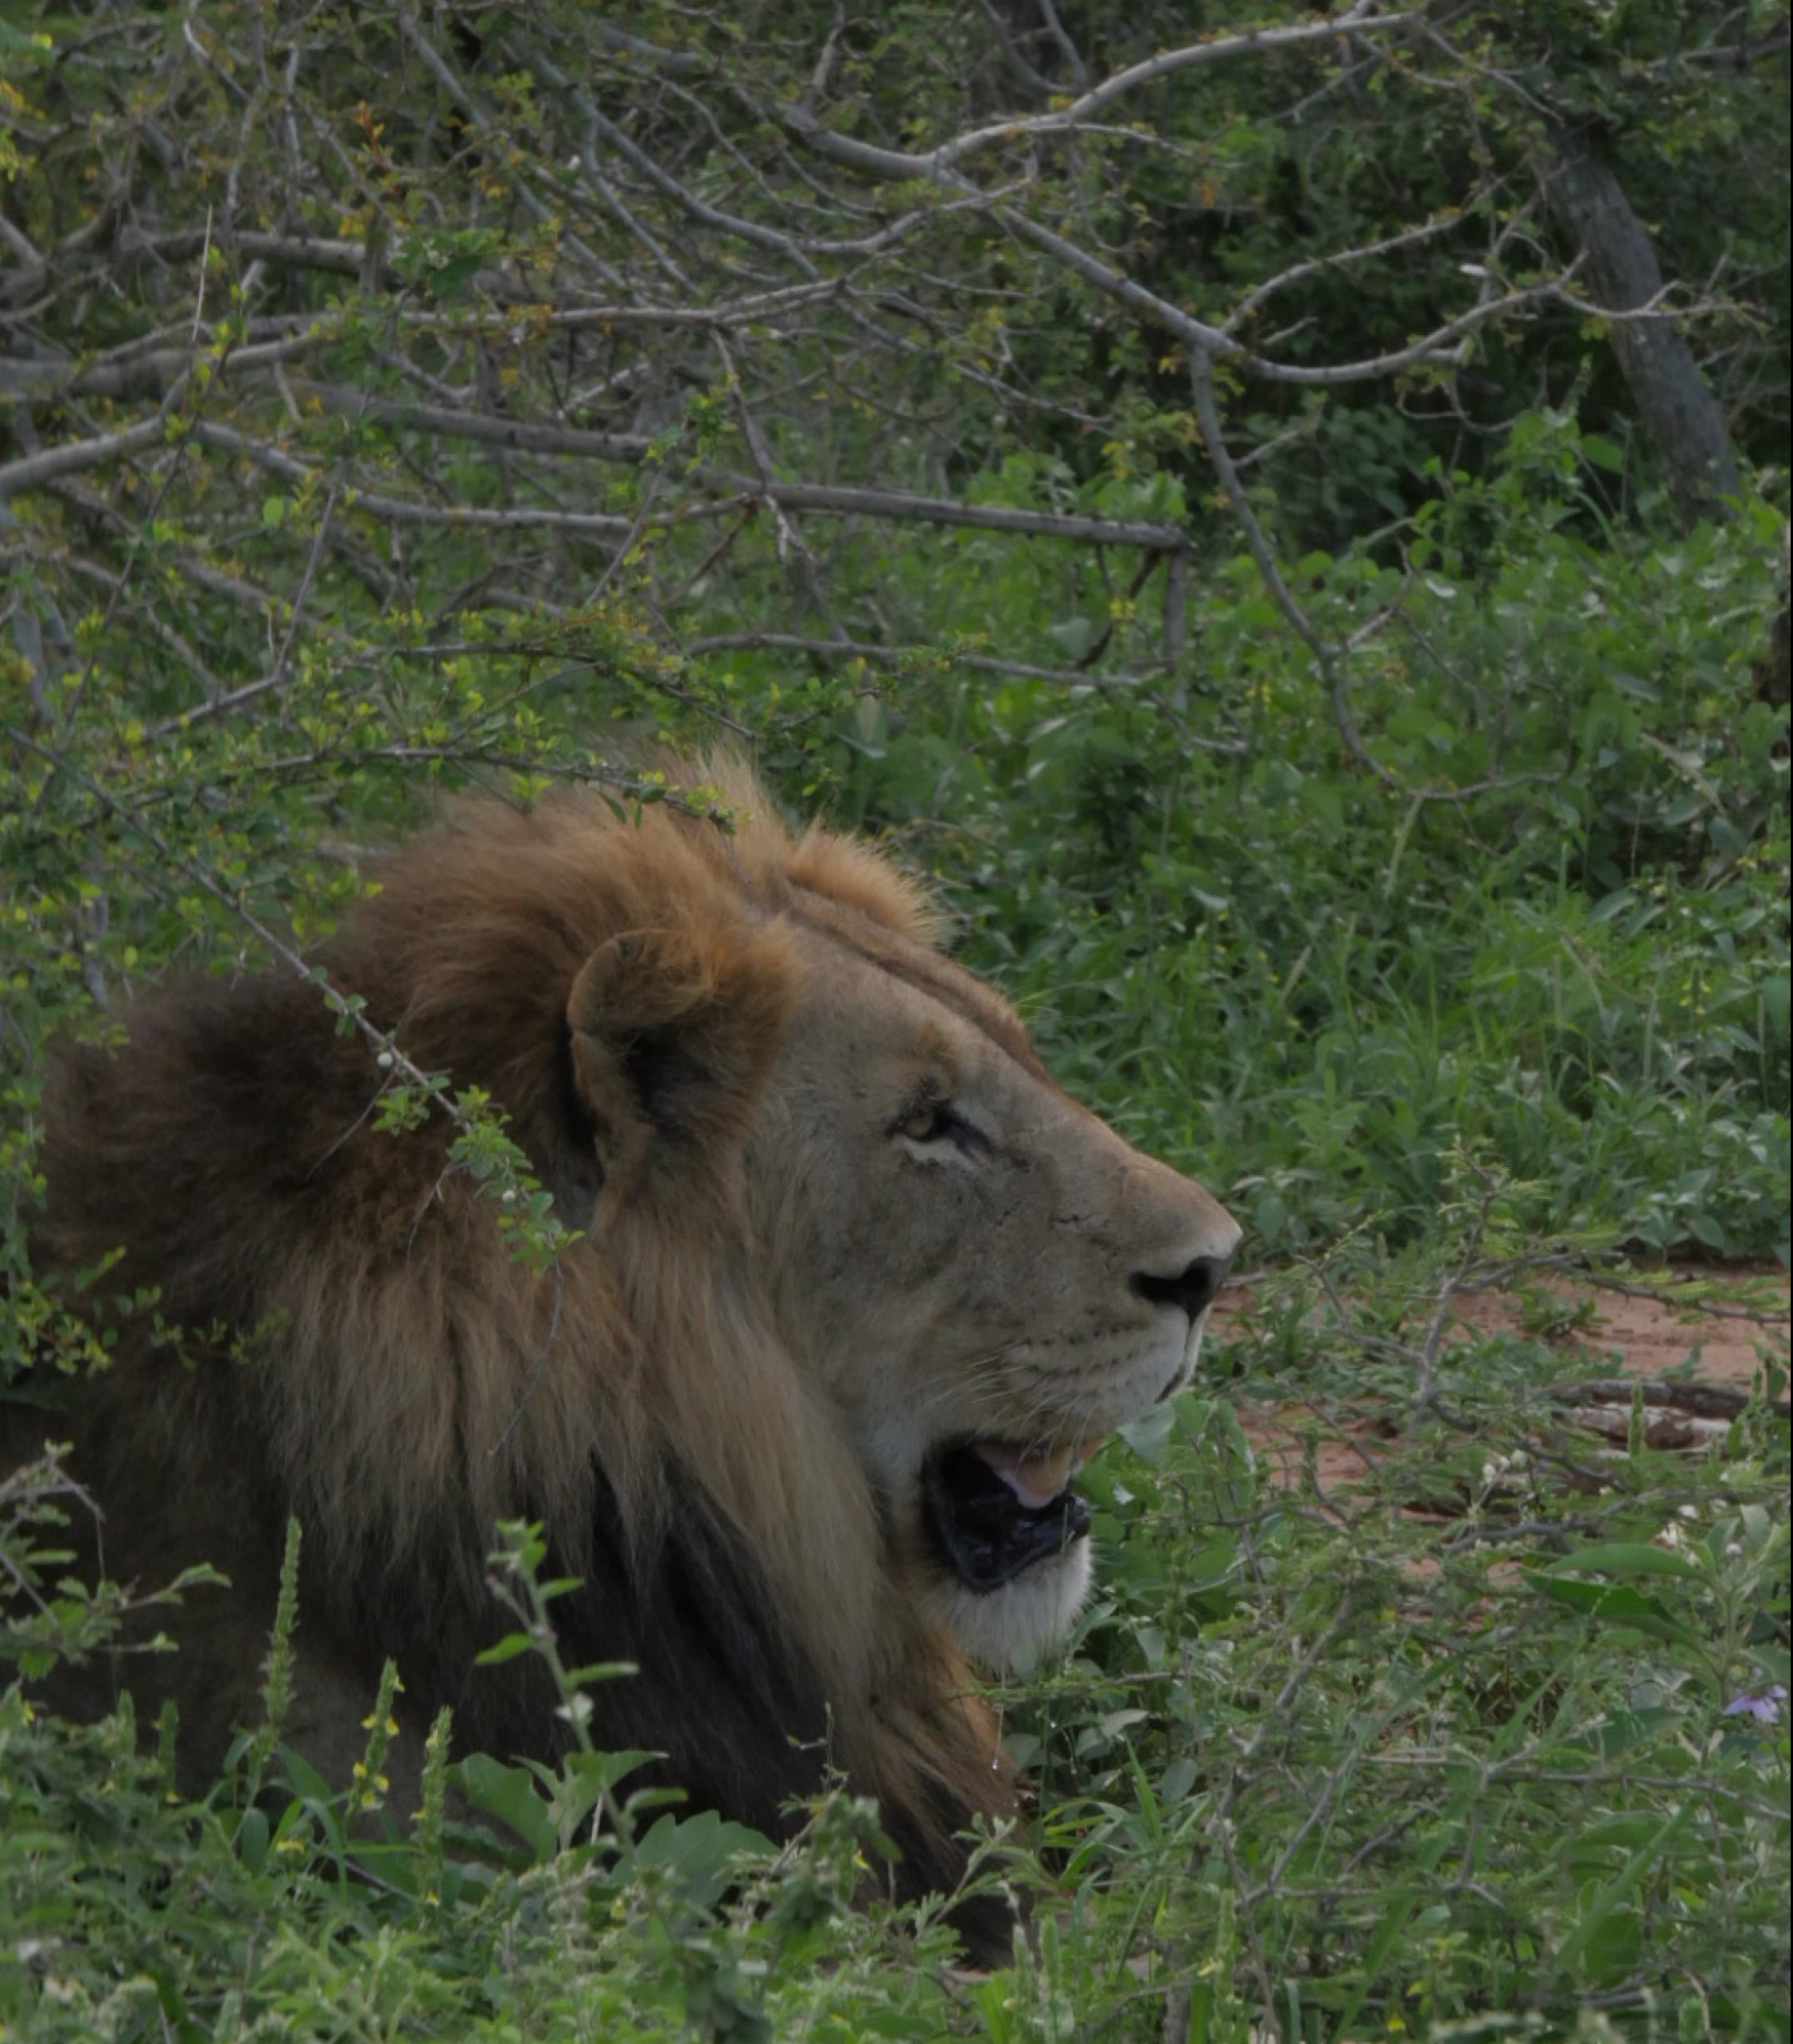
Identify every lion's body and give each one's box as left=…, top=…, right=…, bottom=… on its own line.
left=18, top=765, right=1238, bottom=1954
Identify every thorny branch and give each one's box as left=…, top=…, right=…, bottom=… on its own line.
left=0, top=0, right=1748, bottom=780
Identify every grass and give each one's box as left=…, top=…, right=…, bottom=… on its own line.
left=1025, top=1250, right=1791, bottom=2040
left=930, top=832, right=1790, bottom=1267
left=4, top=1238, right=1786, bottom=2041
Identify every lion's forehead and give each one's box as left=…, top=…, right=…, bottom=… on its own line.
left=785, top=886, right=1047, bottom=1081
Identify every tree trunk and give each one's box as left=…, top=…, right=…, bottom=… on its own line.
left=1545, top=123, right=1743, bottom=531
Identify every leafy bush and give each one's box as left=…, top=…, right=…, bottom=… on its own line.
left=787, top=422, right=1788, bottom=1263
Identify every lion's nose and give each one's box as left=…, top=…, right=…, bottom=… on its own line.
left=1131, top=1252, right=1232, bottom=1322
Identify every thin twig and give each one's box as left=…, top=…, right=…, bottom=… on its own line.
left=1187, top=348, right=1393, bottom=783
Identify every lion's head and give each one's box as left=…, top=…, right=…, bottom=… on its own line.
left=726, top=861, right=1236, bottom=1672
left=24, top=760, right=1238, bottom=1953
left=531, top=765, right=1236, bottom=1680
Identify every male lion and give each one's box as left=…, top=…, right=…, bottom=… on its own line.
left=17, top=762, right=1238, bottom=1957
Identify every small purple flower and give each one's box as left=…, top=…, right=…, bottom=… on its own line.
left=1722, top=1684, right=1788, bottom=1723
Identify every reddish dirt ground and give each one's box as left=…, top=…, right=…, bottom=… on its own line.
left=1448, top=1267, right=1791, bottom=1391
left=1209, top=1263, right=1791, bottom=1495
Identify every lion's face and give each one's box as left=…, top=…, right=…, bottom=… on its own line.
left=746, top=907, right=1241, bottom=1670
left=562, top=808, right=1238, bottom=1679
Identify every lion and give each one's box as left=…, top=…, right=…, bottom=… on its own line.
left=15, top=761, right=1239, bottom=1958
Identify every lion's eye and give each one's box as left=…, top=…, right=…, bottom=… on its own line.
left=897, top=1100, right=958, bottom=1144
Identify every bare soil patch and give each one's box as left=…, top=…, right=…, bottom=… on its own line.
left=1448, top=1266, right=1789, bottom=1391
left=1211, top=1263, right=1791, bottom=1497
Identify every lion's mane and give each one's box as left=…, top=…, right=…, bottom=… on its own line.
left=32, top=767, right=1015, bottom=1940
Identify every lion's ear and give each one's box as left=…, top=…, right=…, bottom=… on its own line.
left=567, top=922, right=797, bottom=1166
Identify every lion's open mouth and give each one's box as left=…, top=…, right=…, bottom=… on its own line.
left=922, top=1439, right=1100, bottom=1592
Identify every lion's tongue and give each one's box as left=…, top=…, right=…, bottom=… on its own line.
left=974, top=1439, right=1101, bottom=1511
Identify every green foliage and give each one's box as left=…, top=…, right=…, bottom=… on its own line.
left=1010, top=1254, right=1790, bottom=2039
left=0, top=1514, right=988, bottom=2042
left=4, top=1269, right=1786, bottom=2038
left=809, top=421, right=1787, bottom=1263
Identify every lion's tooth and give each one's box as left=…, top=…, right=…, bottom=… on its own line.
left=973, top=1438, right=1105, bottom=1509
left=1015, top=1446, right=1074, bottom=1497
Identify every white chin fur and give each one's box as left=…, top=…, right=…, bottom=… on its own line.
left=933, top=1538, right=1093, bottom=1672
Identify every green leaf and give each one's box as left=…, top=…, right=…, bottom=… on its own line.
left=475, top=1629, right=543, bottom=1665
left=452, top=1754, right=557, bottom=1858
left=634, top=1808, right=774, bottom=1877
left=235, top=1804, right=270, bottom=1875
left=1551, top=1543, right=1700, bottom=1579
left=1524, top=1571, right=1698, bottom=1649
left=427, top=253, right=485, bottom=300
left=1574, top=1812, right=1680, bottom=1851
left=1551, top=1804, right=1693, bottom=1978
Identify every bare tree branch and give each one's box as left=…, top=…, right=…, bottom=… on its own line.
left=681, top=631, right=1223, bottom=704
left=181, top=420, right=1193, bottom=551
left=901, top=4, right=1425, bottom=173
left=0, top=419, right=174, bottom=496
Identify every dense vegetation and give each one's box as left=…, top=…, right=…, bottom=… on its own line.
left=2, top=2, right=1787, bottom=2037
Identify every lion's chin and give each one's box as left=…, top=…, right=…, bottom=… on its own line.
left=929, top=1540, right=1094, bottom=1672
